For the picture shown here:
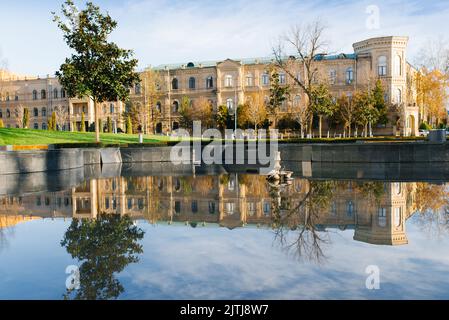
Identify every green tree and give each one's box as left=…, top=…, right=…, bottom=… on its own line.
left=23, top=108, right=29, bottom=129
left=80, top=112, right=86, bottom=132
left=0, top=119, right=4, bottom=128
left=61, top=214, right=144, bottom=300
left=372, top=80, right=388, bottom=125
left=267, top=67, right=289, bottom=129
left=126, top=115, right=133, bottom=134
left=354, top=90, right=379, bottom=137
left=179, top=96, right=193, bottom=131
left=216, top=105, right=230, bottom=132
left=107, top=116, right=113, bottom=133
left=51, top=111, right=57, bottom=130
left=310, top=84, right=335, bottom=138
left=122, top=102, right=140, bottom=132
left=53, top=0, right=140, bottom=143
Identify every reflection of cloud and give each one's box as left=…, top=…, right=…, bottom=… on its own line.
left=1, top=0, right=449, bottom=74
left=120, top=221, right=449, bottom=299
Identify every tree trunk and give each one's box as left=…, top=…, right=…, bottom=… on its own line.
left=94, top=100, right=100, bottom=143
left=318, top=115, right=322, bottom=139
left=348, top=124, right=351, bottom=137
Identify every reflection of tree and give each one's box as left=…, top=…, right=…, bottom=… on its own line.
left=61, top=214, right=145, bottom=300
left=272, top=180, right=336, bottom=264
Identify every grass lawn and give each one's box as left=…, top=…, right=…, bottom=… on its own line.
left=0, top=128, right=173, bottom=146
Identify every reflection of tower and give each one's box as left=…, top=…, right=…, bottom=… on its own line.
left=354, top=182, right=408, bottom=245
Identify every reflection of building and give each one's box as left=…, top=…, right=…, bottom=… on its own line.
left=1, top=36, right=420, bottom=136
left=0, top=175, right=426, bottom=246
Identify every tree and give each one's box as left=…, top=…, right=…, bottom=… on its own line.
left=80, top=112, right=86, bottom=132
left=53, top=0, right=140, bottom=143
left=337, top=94, right=356, bottom=137
left=23, top=107, right=29, bottom=129
left=245, top=91, right=268, bottom=132
left=122, top=102, right=140, bottom=132
left=107, top=116, right=113, bottom=133
left=0, top=119, right=3, bottom=128
left=267, top=67, right=289, bottom=129
left=273, top=20, right=328, bottom=136
left=193, top=97, right=214, bottom=128
left=216, top=105, right=229, bottom=132
left=61, top=214, right=144, bottom=300
left=372, top=80, right=388, bottom=125
left=54, top=105, right=68, bottom=131
left=140, top=68, right=163, bottom=134
left=416, top=68, right=449, bottom=127
left=179, top=96, right=193, bottom=131
left=415, top=38, right=449, bottom=75
left=310, top=84, right=335, bottom=138
left=13, top=105, right=24, bottom=128
left=126, top=115, right=133, bottom=134
left=353, top=90, right=379, bottom=137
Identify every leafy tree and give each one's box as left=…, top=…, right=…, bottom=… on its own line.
left=337, top=94, right=356, bottom=137
left=353, top=90, right=379, bottom=137
left=51, top=111, right=57, bottom=131
left=140, top=68, right=163, bottom=134
left=267, top=67, right=289, bottom=128
left=193, top=97, right=214, bottom=129
left=126, top=115, right=133, bottom=134
left=107, top=116, right=113, bottom=133
left=122, top=102, right=140, bottom=132
left=53, top=0, right=140, bottom=143
left=245, top=91, right=268, bottom=132
left=310, top=84, right=335, bottom=138
left=23, top=108, right=29, bottom=129
left=216, top=105, right=230, bottom=132
left=179, top=96, right=193, bottom=130
left=61, top=214, right=145, bottom=300
left=372, top=80, right=388, bottom=125
left=0, top=119, right=4, bottom=128
left=80, top=112, right=86, bottom=132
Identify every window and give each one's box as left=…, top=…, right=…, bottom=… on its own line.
left=191, top=200, right=198, bottom=213
left=394, top=182, right=401, bottom=195
left=174, top=201, right=181, bottom=214
left=346, top=201, right=354, bottom=217
left=331, top=201, right=337, bottom=216
left=206, top=76, right=214, bottom=89
left=41, top=90, right=46, bottom=100
left=226, top=98, right=234, bottom=111
left=378, top=207, right=387, bottom=227
left=36, top=196, right=41, bottom=206
left=378, top=56, right=387, bottom=76
left=61, top=89, right=66, bottom=98
left=208, top=201, right=216, bottom=214
left=329, top=69, right=337, bottom=84
left=394, top=207, right=402, bottom=227
left=6, top=109, right=10, bottom=118
left=110, top=103, right=115, bottom=113
left=42, top=123, right=47, bottom=130
left=395, top=55, right=402, bottom=76
left=15, top=94, right=18, bottom=101
left=32, top=108, right=38, bottom=117
left=34, top=123, right=38, bottom=129
left=279, top=73, right=286, bottom=84
left=156, top=101, right=162, bottom=112
left=263, top=202, right=270, bottom=216
left=396, top=88, right=402, bottom=104
left=188, top=77, right=196, bottom=89
left=225, top=202, right=235, bottom=215
left=172, top=101, right=179, bottom=113
left=293, top=95, right=301, bottom=107
left=45, top=197, right=50, bottom=206
left=53, top=88, right=58, bottom=99
left=172, top=78, right=179, bottom=90
left=135, top=83, right=141, bottom=95
left=138, top=199, right=144, bottom=210
left=225, top=75, right=233, bottom=87
left=0, top=109, right=2, bottom=118
left=42, top=107, right=47, bottom=117
left=247, top=202, right=256, bottom=216
left=245, top=74, right=254, bottom=87
left=105, top=197, right=110, bottom=209
left=128, top=198, right=133, bottom=209
left=32, top=90, right=38, bottom=100
left=5, top=93, right=9, bottom=101
left=261, top=73, right=269, bottom=86
left=346, top=67, right=354, bottom=84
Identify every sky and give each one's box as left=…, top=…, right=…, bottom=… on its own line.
left=0, top=0, right=449, bottom=76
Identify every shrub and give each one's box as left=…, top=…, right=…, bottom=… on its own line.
left=419, top=122, right=431, bottom=130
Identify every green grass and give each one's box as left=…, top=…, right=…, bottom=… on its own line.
left=0, top=128, right=174, bottom=146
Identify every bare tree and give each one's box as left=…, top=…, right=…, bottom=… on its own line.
left=14, top=105, right=24, bottom=128
left=140, top=67, right=163, bottom=134
left=291, top=95, right=311, bottom=138
left=246, top=91, right=268, bottom=132
left=415, top=38, right=449, bottom=74
left=54, top=105, right=68, bottom=130
left=273, top=20, right=328, bottom=136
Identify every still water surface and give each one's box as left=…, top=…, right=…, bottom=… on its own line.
left=1, top=170, right=448, bottom=299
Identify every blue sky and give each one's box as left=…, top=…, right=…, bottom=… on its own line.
left=1, top=0, right=449, bottom=76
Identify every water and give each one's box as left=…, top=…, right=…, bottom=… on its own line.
left=0, top=165, right=448, bottom=300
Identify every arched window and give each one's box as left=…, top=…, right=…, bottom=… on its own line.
left=32, top=90, right=38, bottom=100
left=346, top=67, right=354, bottom=84
left=156, top=122, right=162, bottom=134
left=245, top=73, right=254, bottom=87
left=225, top=75, right=233, bottom=87
left=395, top=55, right=402, bottom=76
left=378, top=56, right=387, bottom=76
left=60, top=89, right=66, bottom=98
left=42, top=107, right=47, bottom=117
left=206, top=76, right=213, bottom=89
left=346, top=201, right=354, bottom=217
left=53, top=88, right=58, bottom=99
left=172, top=100, right=179, bottom=113
left=6, top=109, right=10, bottom=118
left=41, top=89, right=46, bottom=100
left=329, top=69, right=337, bottom=84
left=226, top=98, right=234, bottom=111
left=14, top=93, right=19, bottom=101
left=396, top=88, right=402, bottom=104
left=34, top=123, right=39, bottom=130
left=172, top=78, right=178, bottom=90
left=188, top=77, right=196, bottom=89
left=173, top=122, right=179, bottom=130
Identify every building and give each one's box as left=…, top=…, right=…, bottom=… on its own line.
left=0, top=36, right=420, bottom=136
